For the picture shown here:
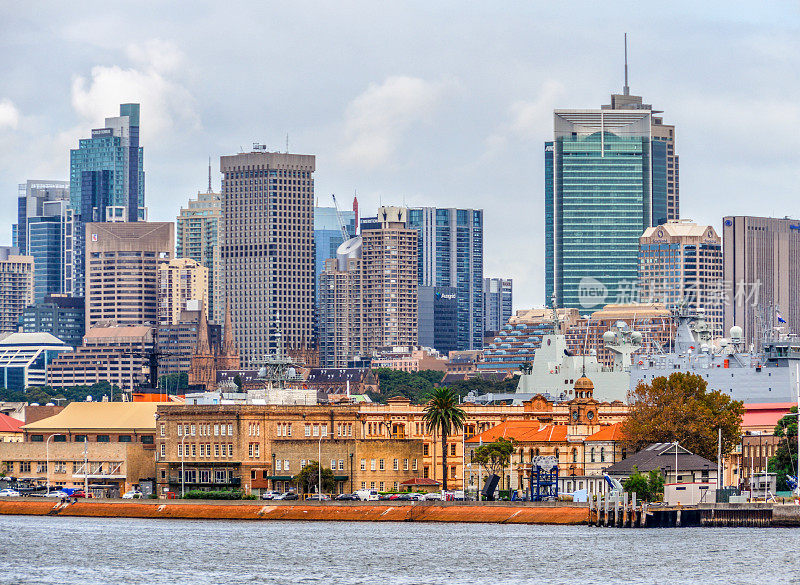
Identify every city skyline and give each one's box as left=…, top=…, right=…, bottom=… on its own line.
left=1, top=3, right=799, bottom=311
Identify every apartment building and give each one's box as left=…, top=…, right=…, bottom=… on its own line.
left=0, top=247, right=34, bottom=334
left=157, top=257, right=209, bottom=326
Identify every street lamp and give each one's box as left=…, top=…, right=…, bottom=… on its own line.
left=180, top=434, right=190, bottom=498
left=318, top=428, right=323, bottom=499
left=46, top=434, right=65, bottom=494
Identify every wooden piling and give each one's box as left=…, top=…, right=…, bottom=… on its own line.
left=622, top=492, right=629, bottom=527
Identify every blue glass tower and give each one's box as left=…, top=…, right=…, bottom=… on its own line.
left=69, top=103, right=145, bottom=297
left=408, top=207, right=484, bottom=351
left=545, top=109, right=668, bottom=311
left=313, top=206, right=356, bottom=305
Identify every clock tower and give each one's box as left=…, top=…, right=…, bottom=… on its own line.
left=569, top=376, right=599, bottom=431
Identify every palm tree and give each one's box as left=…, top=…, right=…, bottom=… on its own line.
left=422, top=387, right=466, bottom=491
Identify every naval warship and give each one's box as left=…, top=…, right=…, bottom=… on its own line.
left=629, top=308, right=800, bottom=405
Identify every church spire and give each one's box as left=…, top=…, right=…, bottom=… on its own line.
left=221, top=297, right=237, bottom=357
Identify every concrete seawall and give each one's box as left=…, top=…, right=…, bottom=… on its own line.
left=0, top=500, right=589, bottom=525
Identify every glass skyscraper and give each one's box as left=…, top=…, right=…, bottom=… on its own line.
left=408, top=207, right=483, bottom=350
left=545, top=109, right=669, bottom=311
left=314, top=206, right=355, bottom=305
left=69, top=103, right=145, bottom=298
left=13, top=181, right=73, bottom=303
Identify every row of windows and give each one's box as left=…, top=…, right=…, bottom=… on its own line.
left=359, top=458, right=418, bottom=472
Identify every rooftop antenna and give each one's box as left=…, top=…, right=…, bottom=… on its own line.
left=207, top=156, right=212, bottom=193
left=285, top=133, right=289, bottom=154
left=623, top=33, right=630, bottom=96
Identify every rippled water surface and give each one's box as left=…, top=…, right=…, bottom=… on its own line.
left=0, top=515, right=798, bottom=584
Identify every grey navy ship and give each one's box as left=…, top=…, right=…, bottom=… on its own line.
left=629, top=308, right=800, bottom=405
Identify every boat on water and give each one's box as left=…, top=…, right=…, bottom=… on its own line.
left=629, top=308, right=800, bottom=405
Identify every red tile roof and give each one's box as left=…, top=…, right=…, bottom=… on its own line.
left=584, top=423, right=625, bottom=442
left=466, top=421, right=568, bottom=444
left=0, top=413, right=23, bottom=433
left=742, top=403, right=794, bottom=430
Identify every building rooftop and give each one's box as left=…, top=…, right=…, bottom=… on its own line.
left=400, top=478, right=441, bottom=487
left=0, top=332, right=70, bottom=347
left=22, top=402, right=163, bottom=432
left=466, top=421, right=568, bottom=444
left=641, top=220, right=719, bottom=240
left=0, top=412, right=23, bottom=433
left=85, top=326, right=153, bottom=340
left=604, top=443, right=715, bottom=476
left=584, top=422, right=625, bottom=442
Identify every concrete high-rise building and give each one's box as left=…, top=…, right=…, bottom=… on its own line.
left=723, top=216, right=800, bottom=345
left=319, top=207, right=418, bottom=367
left=546, top=45, right=677, bottom=312
left=85, top=222, right=173, bottom=330
left=157, top=257, right=209, bottom=326
left=70, top=103, right=146, bottom=298
left=220, top=150, right=315, bottom=366
left=407, top=207, right=484, bottom=350
left=176, top=183, right=222, bottom=324
left=13, top=181, right=73, bottom=302
left=156, top=302, right=221, bottom=378
left=483, top=277, right=513, bottom=332
left=639, top=221, right=723, bottom=336
left=20, top=295, right=85, bottom=348
left=0, top=247, right=34, bottom=334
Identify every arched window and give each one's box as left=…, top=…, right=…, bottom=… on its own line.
left=590, top=447, right=596, bottom=463
left=535, top=448, right=540, bottom=457
left=519, top=448, right=524, bottom=462
left=572, top=448, right=578, bottom=463
left=621, top=448, right=627, bottom=460
left=554, top=448, right=560, bottom=459
left=529, top=448, right=534, bottom=461
left=600, top=447, right=606, bottom=463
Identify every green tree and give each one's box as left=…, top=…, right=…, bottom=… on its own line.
left=233, top=374, right=243, bottom=391
left=473, top=437, right=516, bottom=478
left=293, top=461, right=336, bottom=495
left=623, top=372, right=744, bottom=461
left=768, top=406, right=798, bottom=491
left=622, top=466, right=665, bottom=502
left=422, top=387, right=466, bottom=491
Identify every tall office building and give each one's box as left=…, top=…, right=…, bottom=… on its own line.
left=418, top=285, right=458, bottom=354
left=176, top=175, right=223, bottom=324
left=20, top=295, right=85, bottom=348
left=546, top=48, right=677, bottom=311
left=70, top=103, right=145, bottom=298
left=723, top=216, right=800, bottom=345
left=639, top=220, right=722, bottom=336
left=13, top=181, right=73, bottom=302
left=220, top=150, right=315, bottom=367
left=319, top=207, right=418, bottom=366
left=0, top=247, right=34, bottom=334
left=407, top=207, right=483, bottom=350
left=85, top=222, right=173, bottom=330
left=314, top=205, right=355, bottom=305
left=483, top=277, right=513, bottom=332
left=157, top=258, right=209, bottom=326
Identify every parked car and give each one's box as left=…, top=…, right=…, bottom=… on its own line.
left=354, top=489, right=379, bottom=501
left=70, top=490, right=88, bottom=498
left=306, top=494, right=330, bottom=501
left=260, top=491, right=278, bottom=500
left=0, top=489, right=21, bottom=497
left=335, top=493, right=359, bottom=501
left=274, top=492, right=298, bottom=500
left=45, top=490, right=70, bottom=498
left=122, top=490, right=143, bottom=499
left=423, top=492, right=443, bottom=501
left=407, top=493, right=424, bottom=501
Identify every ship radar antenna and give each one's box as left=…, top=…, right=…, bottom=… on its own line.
left=623, top=33, right=630, bottom=96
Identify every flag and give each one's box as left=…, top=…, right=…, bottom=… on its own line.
left=777, top=310, right=787, bottom=324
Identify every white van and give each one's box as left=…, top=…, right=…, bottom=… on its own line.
left=355, top=489, right=379, bottom=501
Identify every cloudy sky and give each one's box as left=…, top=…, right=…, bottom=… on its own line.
left=1, top=1, right=798, bottom=310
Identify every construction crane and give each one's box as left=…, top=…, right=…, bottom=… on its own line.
left=331, top=194, right=351, bottom=242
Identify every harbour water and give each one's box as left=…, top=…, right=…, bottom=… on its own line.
left=1, top=515, right=798, bottom=584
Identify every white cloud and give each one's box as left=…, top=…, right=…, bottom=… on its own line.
left=484, top=80, right=565, bottom=155
left=70, top=39, right=199, bottom=142
left=340, top=76, right=453, bottom=169
left=0, top=99, right=20, bottom=129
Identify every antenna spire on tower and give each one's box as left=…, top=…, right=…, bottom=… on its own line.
left=208, top=156, right=212, bottom=193
left=623, top=33, right=630, bottom=96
